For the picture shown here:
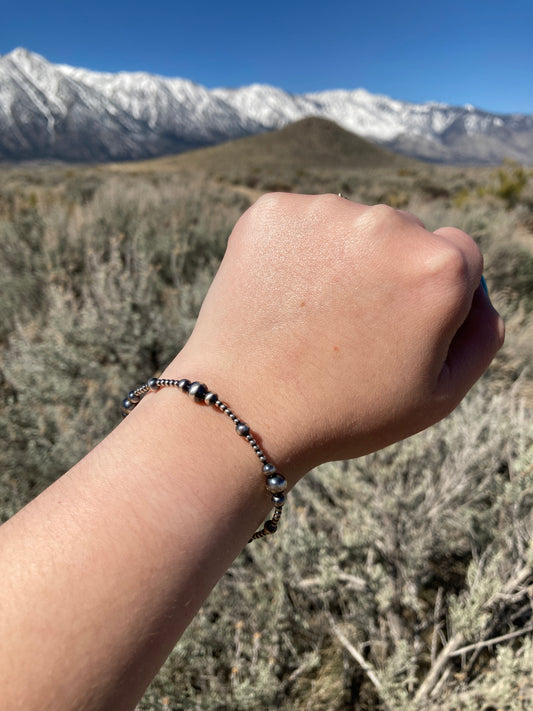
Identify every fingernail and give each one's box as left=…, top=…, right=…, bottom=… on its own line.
left=480, top=275, right=489, bottom=295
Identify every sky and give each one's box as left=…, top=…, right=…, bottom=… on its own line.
left=1, top=0, right=532, bottom=115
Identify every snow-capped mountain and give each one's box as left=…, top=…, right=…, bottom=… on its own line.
left=1, top=48, right=532, bottom=165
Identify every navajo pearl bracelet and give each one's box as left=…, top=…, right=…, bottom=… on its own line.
left=121, top=378, right=287, bottom=542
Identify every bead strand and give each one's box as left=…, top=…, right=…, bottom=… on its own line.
left=121, top=378, right=287, bottom=543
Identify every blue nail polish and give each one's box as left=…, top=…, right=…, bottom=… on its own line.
left=480, top=275, right=489, bottom=295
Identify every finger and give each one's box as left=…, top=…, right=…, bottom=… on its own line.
left=437, top=284, right=505, bottom=405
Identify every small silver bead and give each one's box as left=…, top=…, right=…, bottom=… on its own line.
left=263, top=463, right=276, bottom=476
left=178, top=379, right=190, bottom=391
left=272, top=493, right=285, bottom=506
left=148, top=377, right=159, bottom=392
left=264, top=520, right=278, bottom=534
left=121, top=398, right=135, bottom=415
left=205, top=391, right=218, bottom=405
left=266, top=474, right=287, bottom=493
left=236, top=422, right=250, bottom=436
left=128, top=390, right=140, bottom=404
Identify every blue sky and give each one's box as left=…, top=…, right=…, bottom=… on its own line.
left=1, top=0, right=532, bottom=114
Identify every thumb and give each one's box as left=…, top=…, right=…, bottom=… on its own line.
left=437, top=283, right=505, bottom=404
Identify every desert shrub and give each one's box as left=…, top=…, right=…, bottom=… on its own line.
left=0, top=210, right=48, bottom=340
left=0, top=238, right=183, bottom=515
left=488, top=244, right=533, bottom=311
left=262, top=180, right=294, bottom=193
left=63, top=171, right=103, bottom=205
left=378, top=191, right=410, bottom=209
left=412, top=199, right=520, bottom=259
left=415, top=178, right=451, bottom=201
left=493, top=161, right=528, bottom=209
left=0, top=171, right=245, bottom=518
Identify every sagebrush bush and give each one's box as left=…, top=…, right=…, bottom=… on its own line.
left=493, top=161, right=528, bottom=208
left=487, top=244, right=533, bottom=311
left=0, top=172, right=246, bottom=517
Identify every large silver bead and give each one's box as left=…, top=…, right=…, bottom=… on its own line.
left=236, top=422, right=250, bottom=436
left=188, top=381, right=208, bottom=402
left=266, top=474, right=287, bottom=493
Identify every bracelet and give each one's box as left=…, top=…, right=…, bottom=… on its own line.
left=121, top=378, right=287, bottom=543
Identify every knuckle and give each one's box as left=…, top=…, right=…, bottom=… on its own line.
left=251, top=191, right=284, bottom=213
left=358, top=203, right=406, bottom=235
left=435, top=227, right=483, bottom=278
left=439, top=244, right=470, bottom=283
left=424, top=243, right=476, bottom=316
left=310, top=192, right=344, bottom=214
left=366, top=203, right=398, bottom=224
left=239, top=192, right=286, bottom=230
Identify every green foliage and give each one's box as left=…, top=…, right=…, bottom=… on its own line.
left=450, top=161, right=530, bottom=211
left=494, top=161, right=528, bottom=208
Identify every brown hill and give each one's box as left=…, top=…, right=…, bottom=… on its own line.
left=145, top=117, right=416, bottom=174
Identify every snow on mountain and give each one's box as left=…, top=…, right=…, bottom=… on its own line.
left=212, top=84, right=313, bottom=129
left=1, top=48, right=532, bottom=164
left=59, top=64, right=253, bottom=141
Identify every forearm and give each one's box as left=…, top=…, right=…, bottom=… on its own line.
left=0, top=365, right=279, bottom=711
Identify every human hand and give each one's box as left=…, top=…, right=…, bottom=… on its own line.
left=173, top=194, right=504, bottom=476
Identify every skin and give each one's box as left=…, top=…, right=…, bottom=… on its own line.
left=0, top=195, right=504, bottom=711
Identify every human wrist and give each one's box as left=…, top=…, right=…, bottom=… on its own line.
left=114, top=381, right=274, bottom=548
left=122, top=368, right=291, bottom=541
left=160, top=349, right=310, bottom=485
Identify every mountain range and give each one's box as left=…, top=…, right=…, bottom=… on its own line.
left=1, top=47, right=532, bottom=165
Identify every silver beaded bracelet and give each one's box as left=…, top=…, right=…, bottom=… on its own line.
left=121, top=377, right=287, bottom=542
